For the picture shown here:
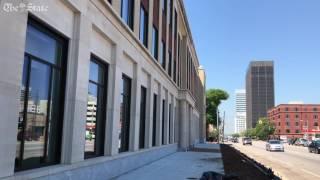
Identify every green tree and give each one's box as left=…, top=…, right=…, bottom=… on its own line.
left=208, top=129, right=219, bottom=142
left=232, top=133, right=240, bottom=138
left=206, top=89, right=229, bottom=126
left=242, top=128, right=256, bottom=138
left=254, top=117, right=275, bottom=140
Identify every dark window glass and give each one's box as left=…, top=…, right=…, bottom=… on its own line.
left=168, top=0, right=172, bottom=25
left=139, top=5, right=148, bottom=47
left=85, top=58, right=108, bottom=158
left=162, top=99, right=165, bottom=145
left=314, top=122, right=318, bottom=127
left=139, top=86, right=147, bottom=149
left=160, top=41, right=166, bottom=69
left=161, top=0, right=167, bottom=13
left=173, top=58, right=176, bottom=82
left=168, top=51, right=172, bottom=76
left=25, top=25, right=58, bottom=65
left=152, top=94, right=157, bottom=146
left=16, top=20, right=67, bottom=171
left=295, top=122, right=299, bottom=126
left=121, top=0, right=134, bottom=30
left=169, top=103, right=172, bottom=143
left=286, top=129, right=290, bottom=133
left=119, top=75, right=131, bottom=153
left=152, top=26, right=158, bottom=60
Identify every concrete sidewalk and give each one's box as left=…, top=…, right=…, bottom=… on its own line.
left=114, top=144, right=224, bottom=180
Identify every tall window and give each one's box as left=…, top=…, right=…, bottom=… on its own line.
left=173, top=57, right=176, bottom=82
left=169, top=103, right=172, bottom=143
left=119, top=75, right=131, bottom=153
left=152, top=26, right=158, bottom=60
left=168, top=0, right=172, bottom=25
left=85, top=57, right=108, bottom=158
left=168, top=51, right=172, bottom=76
left=152, top=94, right=157, bottom=146
left=139, top=5, right=148, bottom=47
left=139, top=86, right=147, bottom=149
left=16, top=19, right=67, bottom=171
left=162, top=99, right=165, bottom=145
left=161, top=0, right=167, bottom=13
left=121, top=0, right=134, bottom=30
left=160, top=41, right=166, bottom=69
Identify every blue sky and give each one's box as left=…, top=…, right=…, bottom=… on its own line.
left=184, top=0, right=320, bottom=134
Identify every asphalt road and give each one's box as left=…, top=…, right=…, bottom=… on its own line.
left=230, top=140, right=320, bottom=180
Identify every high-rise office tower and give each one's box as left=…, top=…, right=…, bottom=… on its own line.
left=235, top=89, right=246, bottom=133
left=246, top=61, right=275, bottom=128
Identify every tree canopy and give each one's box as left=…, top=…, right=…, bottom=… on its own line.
left=206, top=89, right=229, bottom=126
left=241, top=117, right=275, bottom=140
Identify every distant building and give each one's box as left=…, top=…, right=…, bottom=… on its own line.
left=268, top=104, right=320, bottom=139
left=235, top=89, right=246, bottom=134
left=246, top=61, right=275, bottom=128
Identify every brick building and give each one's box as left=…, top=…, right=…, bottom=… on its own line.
left=268, top=104, right=320, bottom=139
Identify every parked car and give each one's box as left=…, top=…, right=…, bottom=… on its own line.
left=266, top=140, right=284, bottom=152
left=308, top=140, right=320, bottom=154
left=242, top=137, right=252, bottom=145
left=288, top=138, right=298, bottom=145
left=294, top=138, right=308, bottom=146
left=231, top=137, right=239, bottom=143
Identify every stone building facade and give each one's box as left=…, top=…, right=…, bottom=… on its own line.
left=0, top=0, right=206, bottom=179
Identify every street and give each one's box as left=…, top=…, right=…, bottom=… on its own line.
left=231, top=140, right=320, bottom=180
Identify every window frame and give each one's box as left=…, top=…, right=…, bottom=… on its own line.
left=15, top=17, right=68, bottom=171
left=152, top=94, right=157, bottom=146
left=121, top=0, right=135, bottom=30
left=152, top=26, right=159, bottom=60
left=139, top=4, right=148, bottom=47
left=84, top=55, right=108, bottom=159
left=139, top=86, right=147, bottom=149
left=119, top=74, right=132, bottom=153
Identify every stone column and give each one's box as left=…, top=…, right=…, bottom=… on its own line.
left=169, top=94, right=175, bottom=144
left=129, top=63, right=141, bottom=151
left=133, top=0, right=141, bottom=37
left=156, top=82, right=162, bottom=146
left=145, top=74, right=153, bottom=148
left=105, top=46, right=123, bottom=156
left=113, top=0, right=121, bottom=15
left=61, top=13, right=91, bottom=164
left=174, top=99, right=179, bottom=143
left=179, top=100, right=189, bottom=150
left=0, top=6, right=28, bottom=178
left=147, top=0, right=154, bottom=51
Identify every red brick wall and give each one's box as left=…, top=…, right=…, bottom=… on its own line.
left=268, top=104, right=320, bottom=138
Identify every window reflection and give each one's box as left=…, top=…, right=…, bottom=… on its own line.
left=85, top=59, right=107, bottom=158
left=119, top=75, right=131, bottom=153
left=16, top=20, right=67, bottom=171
